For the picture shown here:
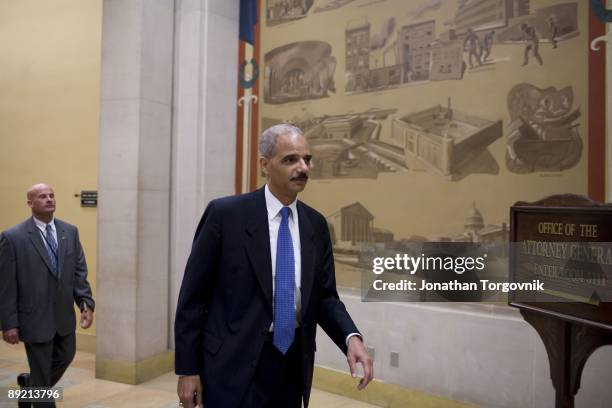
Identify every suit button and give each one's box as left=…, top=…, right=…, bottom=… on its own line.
left=251, top=359, right=258, bottom=367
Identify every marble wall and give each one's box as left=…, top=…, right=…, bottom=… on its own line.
left=315, top=293, right=612, bottom=407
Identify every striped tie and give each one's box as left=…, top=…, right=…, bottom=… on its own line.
left=45, top=224, right=58, bottom=275
left=273, top=207, right=295, bottom=354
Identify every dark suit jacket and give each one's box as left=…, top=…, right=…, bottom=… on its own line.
left=0, top=217, right=95, bottom=343
left=175, top=187, right=359, bottom=407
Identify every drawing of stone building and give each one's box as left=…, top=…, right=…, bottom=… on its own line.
left=454, top=0, right=530, bottom=34
left=430, top=36, right=464, bottom=81
left=391, top=99, right=502, bottom=179
left=508, top=0, right=530, bottom=18
left=345, top=20, right=370, bottom=92
left=449, top=202, right=508, bottom=244
left=398, top=20, right=435, bottom=82
left=320, top=116, right=363, bottom=139
left=293, top=108, right=406, bottom=179
left=266, top=0, right=314, bottom=26
left=327, top=202, right=375, bottom=246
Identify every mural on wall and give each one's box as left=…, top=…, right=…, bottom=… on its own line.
left=506, top=83, right=581, bottom=173
left=259, top=0, right=590, bottom=285
left=344, top=1, right=579, bottom=94
left=264, top=108, right=402, bottom=179
left=391, top=98, right=502, bottom=180
left=264, top=41, right=337, bottom=104
left=266, top=0, right=314, bottom=26
left=264, top=96, right=502, bottom=180
left=327, top=200, right=508, bottom=268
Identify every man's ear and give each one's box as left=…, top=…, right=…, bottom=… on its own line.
left=259, top=156, right=269, bottom=177
left=26, top=200, right=33, bottom=209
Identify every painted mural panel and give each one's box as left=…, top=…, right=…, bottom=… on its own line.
left=259, top=0, right=589, bottom=288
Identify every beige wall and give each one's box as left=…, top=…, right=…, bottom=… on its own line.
left=0, top=0, right=102, bottom=342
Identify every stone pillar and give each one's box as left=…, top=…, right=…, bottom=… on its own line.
left=96, top=0, right=175, bottom=384
left=96, top=0, right=238, bottom=384
left=168, top=0, right=238, bottom=347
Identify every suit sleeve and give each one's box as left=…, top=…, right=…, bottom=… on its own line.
left=0, top=233, right=19, bottom=331
left=175, top=200, right=222, bottom=375
left=316, top=219, right=359, bottom=355
left=72, top=228, right=95, bottom=310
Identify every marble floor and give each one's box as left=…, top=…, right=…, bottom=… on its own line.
left=0, top=341, right=377, bottom=408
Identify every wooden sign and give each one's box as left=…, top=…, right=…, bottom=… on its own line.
left=510, top=194, right=612, bottom=330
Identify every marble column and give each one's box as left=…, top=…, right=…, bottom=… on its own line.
left=97, top=0, right=238, bottom=384
left=168, top=0, right=238, bottom=347
left=96, top=0, right=175, bottom=384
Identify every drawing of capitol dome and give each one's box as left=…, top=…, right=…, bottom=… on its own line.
left=464, top=201, right=484, bottom=234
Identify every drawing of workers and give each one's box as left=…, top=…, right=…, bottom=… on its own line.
left=463, top=28, right=482, bottom=68
left=481, top=30, right=495, bottom=62
left=548, top=16, right=558, bottom=49
left=521, top=23, right=543, bottom=66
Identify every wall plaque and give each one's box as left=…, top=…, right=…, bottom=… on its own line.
left=80, top=190, right=97, bottom=208
left=510, top=194, right=612, bottom=329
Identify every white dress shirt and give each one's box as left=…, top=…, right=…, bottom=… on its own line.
left=264, top=185, right=360, bottom=345
left=265, top=185, right=302, bottom=327
left=33, top=216, right=57, bottom=254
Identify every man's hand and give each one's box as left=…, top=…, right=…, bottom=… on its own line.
left=177, top=375, right=203, bottom=408
left=2, top=328, right=19, bottom=344
left=346, top=336, right=374, bottom=390
left=80, top=309, right=94, bottom=329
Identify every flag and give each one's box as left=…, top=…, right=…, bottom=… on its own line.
left=240, top=0, right=258, bottom=45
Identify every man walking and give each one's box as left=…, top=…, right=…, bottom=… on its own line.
left=175, top=124, right=373, bottom=407
left=0, top=184, right=95, bottom=407
left=521, top=23, right=543, bottom=66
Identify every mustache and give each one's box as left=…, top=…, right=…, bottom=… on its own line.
left=291, top=174, right=309, bottom=181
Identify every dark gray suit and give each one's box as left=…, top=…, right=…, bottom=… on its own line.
left=0, top=217, right=94, bottom=394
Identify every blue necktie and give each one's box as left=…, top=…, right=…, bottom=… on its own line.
left=273, top=207, right=295, bottom=354
left=45, top=224, right=58, bottom=275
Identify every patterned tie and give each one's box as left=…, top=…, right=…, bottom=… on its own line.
left=273, top=207, right=295, bottom=354
left=45, top=224, right=58, bottom=275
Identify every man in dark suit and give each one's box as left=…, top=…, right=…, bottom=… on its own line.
left=175, top=124, right=373, bottom=407
left=0, top=183, right=95, bottom=407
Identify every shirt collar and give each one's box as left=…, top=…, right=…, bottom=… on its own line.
left=264, top=184, right=298, bottom=222
left=33, top=216, right=55, bottom=231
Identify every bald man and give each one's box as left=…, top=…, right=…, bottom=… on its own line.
left=0, top=184, right=94, bottom=407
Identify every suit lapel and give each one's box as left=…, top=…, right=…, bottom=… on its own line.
left=298, top=202, right=315, bottom=317
left=55, top=219, right=67, bottom=279
left=26, top=218, right=56, bottom=278
left=245, top=188, right=273, bottom=314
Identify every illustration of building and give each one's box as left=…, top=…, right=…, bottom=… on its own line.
left=391, top=98, right=502, bottom=179
left=450, top=202, right=508, bottom=244
left=267, top=0, right=314, bottom=26
left=264, top=41, right=337, bottom=104
left=345, top=19, right=370, bottom=92
left=327, top=202, right=375, bottom=246
left=398, top=20, right=435, bottom=82
left=320, top=116, right=363, bottom=139
left=291, top=108, right=405, bottom=179
left=508, top=0, right=530, bottom=18
left=454, top=0, right=530, bottom=34
left=430, top=38, right=464, bottom=81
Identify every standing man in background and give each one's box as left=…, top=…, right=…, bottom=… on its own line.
left=175, top=124, right=373, bottom=407
left=0, top=183, right=95, bottom=407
